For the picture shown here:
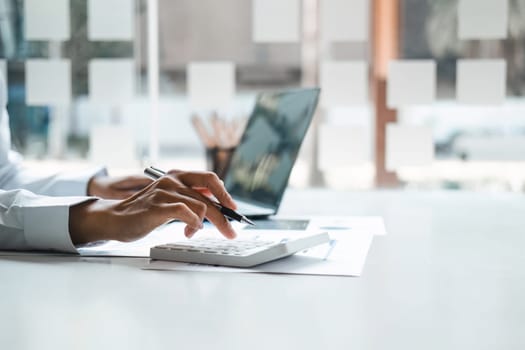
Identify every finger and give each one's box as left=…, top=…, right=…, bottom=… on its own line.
left=167, top=186, right=236, bottom=239
left=150, top=176, right=236, bottom=239
left=194, top=187, right=212, bottom=197
left=164, top=188, right=236, bottom=238
left=172, top=192, right=207, bottom=222
left=149, top=187, right=207, bottom=223
left=204, top=204, right=237, bottom=239
left=166, top=185, right=236, bottom=239
left=162, top=202, right=202, bottom=232
left=184, top=225, right=198, bottom=238
left=168, top=170, right=237, bottom=209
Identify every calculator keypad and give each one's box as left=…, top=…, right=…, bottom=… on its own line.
left=155, top=238, right=275, bottom=256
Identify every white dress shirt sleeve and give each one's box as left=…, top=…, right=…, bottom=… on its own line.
left=0, top=189, right=91, bottom=252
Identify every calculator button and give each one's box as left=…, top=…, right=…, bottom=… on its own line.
left=161, top=238, right=280, bottom=257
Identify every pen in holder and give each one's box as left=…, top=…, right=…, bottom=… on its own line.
left=191, top=112, right=247, bottom=180
left=205, top=146, right=236, bottom=180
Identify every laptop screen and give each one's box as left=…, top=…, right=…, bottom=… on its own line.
left=224, top=88, right=320, bottom=211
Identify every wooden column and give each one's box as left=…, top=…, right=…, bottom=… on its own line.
left=372, top=0, right=400, bottom=187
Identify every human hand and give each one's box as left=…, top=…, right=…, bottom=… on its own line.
left=87, top=175, right=153, bottom=199
left=70, top=171, right=237, bottom=244
left=167, top=168, right=238, bottom=234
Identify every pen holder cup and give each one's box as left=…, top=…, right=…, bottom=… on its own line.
left=206, top=147, right=236, bottom=180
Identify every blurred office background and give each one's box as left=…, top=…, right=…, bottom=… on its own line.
left=1, top=0, right=525, bottom=191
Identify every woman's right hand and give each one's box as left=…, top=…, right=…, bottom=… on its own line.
left=69, top=172, right=237, bottom=245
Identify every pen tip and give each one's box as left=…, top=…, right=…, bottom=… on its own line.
left=243, top=217, right=256, bottom=226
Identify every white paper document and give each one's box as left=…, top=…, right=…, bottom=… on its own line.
left=141, top=216, right=383, bottom=277
left=1, top=217, right=384, bottom=277
left=144, top=230, right=374, bottom=277
left=77, top=221, right=248, bottom=258
left=77, top=217, right=383, bottom=276
left=307, top=216, right=386, bottom=236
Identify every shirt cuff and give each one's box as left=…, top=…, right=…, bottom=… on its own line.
left=45, top=167, right=107, bottom=197
left=23, top=196, right=93, bottom=253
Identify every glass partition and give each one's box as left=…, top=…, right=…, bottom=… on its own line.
left=1, top=0, right=524, bottom=192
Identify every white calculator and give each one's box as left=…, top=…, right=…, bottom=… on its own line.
left=150, top=232, right=330, bottom=268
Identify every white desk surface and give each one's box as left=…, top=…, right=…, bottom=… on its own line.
left=1, top=189, right=524, bottom=350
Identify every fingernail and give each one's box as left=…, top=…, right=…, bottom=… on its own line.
left=227, top=222, right=237, bottom=239
left=185, top=226, right=197, bottom=238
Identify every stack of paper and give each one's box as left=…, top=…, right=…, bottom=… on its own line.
left=2, top=217, right=385, bottom=278
left=135, top=217, right=384, bottom=277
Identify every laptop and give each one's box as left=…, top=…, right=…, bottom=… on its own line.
left=223, top=88, right=320, bottom=219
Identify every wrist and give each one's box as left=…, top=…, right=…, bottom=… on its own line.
left=87, top=176, right=102, bottom=196
left=69, top=198, right=117, bottom=244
